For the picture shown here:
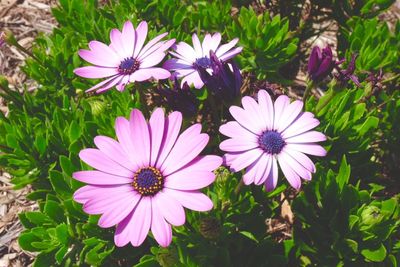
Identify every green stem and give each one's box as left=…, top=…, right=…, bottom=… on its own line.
left=303, top=79, right=315, bottom=102
left=234, top=178, right=244, bottom=195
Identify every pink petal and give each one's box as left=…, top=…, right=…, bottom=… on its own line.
left=181, top=71, right=204, bottom=89
left=131, top=68, right=170, bottom=81
left=179, top=155, right=222, bottom=172
left=73, top=170, right=132, bottom=185
left=174, top=41, right=196, bottom=62
left=285, top=149, right=316, bottom=173
left=149, top=108, right=165, bottom=166
left=138, top=32, right=168, bottom=58
left=273, top=95, right=290, bottom=129
left=80, top=185, right=135, bottom=213
left=218, top=47, right=243, bottom=61
left=286, top=144, right=327, bottom=157
left=229, top=106, right=264, bottom=135
left=241, top=96, right=267, bottom=132
left=151, top=199, right=172, bottom=247
left=116, top=75, right=130, bottom=92
left=201, top=34, right=213, bottom=56
left=87, top=40, right=120, bottom=63
left=139, top=39, right=175, bottom=64
left=243, top=153, right=270, bottom=185
left=140, top=52, right=167, bottom=68
left=117, top=197, right=152, bottom=247
left=210, top=33, right=222, bottom=53
left=192, top=33, right=203, bottom=58
left=280, top=150, right=311, bottom=180
left=281, top=114, right=320, bottom=139
left=285, top=131, right=326, bottom=143
left=98, top=192, right=141, bottom=228
left=169, top=50, right=194, bottom=63
left=219, top=138, right=258, bottom=152
left=215, top=38, right=239, bottom=58
left=85, top=76, right=121, bottom=93
left=163, top=58, right=192, bottom=70
left=73, top=185, right=112, bottom=204
left=254, top=154, right=272, bottom=185
left=79, top=148, right=133, bottom=177
left=94, top=136, right=135, bottom=171
left=121, top=21, right=136, bottom=57
left=154, top=191, right=185, bottom=226
left=165, top=170, right=215, bottom=190
left=74, top=66, right=118, bottom=79
left=78, top=49, right=119, bottom=68
left=115, top=117, right=141, bottom=170
left=276, top=100, right=304, bottom=133
left=257, top=90, right=274, bottom=130
left=155, top=111, right=182, bottom=168
left=229, top=148, right=263, bottom=172
left=264, top=157, right=278, bottom=191
left=110, top=28, right=131, bottom=59
left=132, top=21, right=148, bottom=58
left=95, top=75, right=124, bottom=94
left=161, top=124, right=209, bottom=176
left=277, top=155, right=301, bottom=190
left=219, top=121, right=256, bottom=139
left=164, top=188, right=213, bottom=211
left=129, top=109, right=151, bottom=167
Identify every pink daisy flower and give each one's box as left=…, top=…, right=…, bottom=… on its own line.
left=163, top=33, right=242, bottom=89
left=74, top=21, right=175, bottom=93
left=219, top=90, right=327, bottom=191
left=73, top=108, right=221, bottom=247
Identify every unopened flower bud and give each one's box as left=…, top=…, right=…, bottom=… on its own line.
left=307, top=45, right=336, bottom=82
left=156, top=247, right=178, bottom=267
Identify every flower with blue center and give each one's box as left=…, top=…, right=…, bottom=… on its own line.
left=74, top=21, right=175, bottom=93
left=219, top=90, right=327, bottom=190
left=163, top=33, right=242, bottom=89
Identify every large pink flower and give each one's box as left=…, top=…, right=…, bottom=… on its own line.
left=219, top=90, right=327, bottom=191
left=163, top=33, right=242, bottom=89
left=73, top=108, right=221, bottom=247
left=74, top=21, right=175, bottom=93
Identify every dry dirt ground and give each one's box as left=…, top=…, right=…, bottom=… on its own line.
left=0, top=1, right=56, bottom=266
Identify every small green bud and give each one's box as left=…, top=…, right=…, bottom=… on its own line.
left=75, top=89, right=84, bottom=96
left=3, top=30, right=18, bottom=47
left=360, top=206, right=383, bottom=226
left=88, top=100, right=106, bottom=116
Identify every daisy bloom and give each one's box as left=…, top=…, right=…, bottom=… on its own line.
left=73, top=108, right=221, bottom=247
left=219, top=90, right=327, bottom=191
left=74, top=21, right=175, bottom=93
left=163, top=33, right=242, bottom=89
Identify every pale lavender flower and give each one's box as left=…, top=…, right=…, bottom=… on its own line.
left=219, top=90, right=327, bottom=191
left=73, top=108, right=221, bottom=247
left=163, top=33, right=242, bottom=89
left=74, top=21, right=175, bottom=93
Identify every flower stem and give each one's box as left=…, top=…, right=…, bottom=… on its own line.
left=4, top=30, right=41, bottom=63
left=302, top=79, right=314, bottom=102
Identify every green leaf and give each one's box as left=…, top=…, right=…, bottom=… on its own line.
left=49, top=170, right=72, bottom=198
left=239, top=231, right=259, bottom=243
left=345, top=239, right=358, bottom=253
left=355, top=116, right=379, bottom=136
left=25, top=211, right=54, bottom=226
left=337, top=155, right=350, bottom=191
left=55, top=223, right=69, bottom=245
left=19, top=232, right=42, bottom=251
left=44, top=199, right=66, bottom=223
left=68, top=120, right=81, bottom=143
left=361, top=243, right=387, bottom=262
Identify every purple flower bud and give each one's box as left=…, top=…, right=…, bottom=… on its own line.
left=307, top=45, right=336, bottom=82
left=198, top=51, right=242, bottom=102
left=334, top=54, right=361, bottom=87
left=157, top=78, right=199, bottom=117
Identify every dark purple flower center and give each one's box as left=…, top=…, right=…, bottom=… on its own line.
left=258, top=130, right=286, bottom=154
left=118, top=57, right=140, bottom=75
left=132, top=167, right=164, bottom=196
left=194, top=57, right=212, bottom=69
